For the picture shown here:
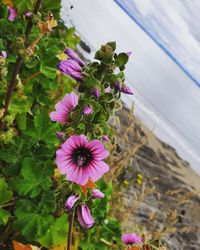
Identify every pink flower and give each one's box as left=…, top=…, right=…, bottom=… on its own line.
left=83, top=105, right=92, bottom=115
left=64, top=48, right=84, bottom=67
left=50, top=92, right=78, bottom=124
left=65, top=195, right=79, bottom=211
left=56, top=134, right=109, bottom=185
left=121, top=233, right=142, bottom=245
left=77, top=204, right=94, bottom=228
left=92, top=189, right=105, bottom=198
left=8, top=7, right=17, bottom=21
left=1, top=51, right=7, bottom=59
left=58, top=60, right=83, bottom=80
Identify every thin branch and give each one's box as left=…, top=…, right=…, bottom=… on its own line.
left=22, top=71, right=41, bottom=85
left=67, top=210, right=75, bottom=250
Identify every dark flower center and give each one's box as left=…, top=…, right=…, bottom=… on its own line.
left=72, top=147, right=92, bottom=167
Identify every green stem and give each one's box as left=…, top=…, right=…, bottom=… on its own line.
left=67, top=210, right=75, bottom=250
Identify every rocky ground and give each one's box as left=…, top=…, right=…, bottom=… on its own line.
left=108, top=107, right=200, bottom=250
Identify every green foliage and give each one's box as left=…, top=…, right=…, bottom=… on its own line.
left=0, top=178, right=13, bottom=225
left=38, top=214, right=68, bottom=248
left=78, top=180, right=122, bottom=249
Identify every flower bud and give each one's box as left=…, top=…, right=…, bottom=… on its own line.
left=93, top=88, right=100, bottom=98
left=65, top=195, right=79, bottom=211
left=102, top=135, right=110, bottom=142
left=8, top=7, right=17, bottom=21
left=64, top=48, right=84, bottom=67
left=92, top=189, right=105, bottom=199
left=83, top=106, right=92, bottom=115
left=58, top=60, right=83, bottom=80
left=77, top=204, right=94, bottom=228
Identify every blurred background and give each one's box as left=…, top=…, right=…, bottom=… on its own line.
left=61, top=0, right=200, bottom=175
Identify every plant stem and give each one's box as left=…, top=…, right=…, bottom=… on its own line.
left=1, top=0, right=42, bottom=123
left=67, top=210, right=75, bottom=250
left=22, top=71, right=41, bottom=85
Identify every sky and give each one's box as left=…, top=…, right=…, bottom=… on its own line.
left=115, top=0, right=200, bottom=87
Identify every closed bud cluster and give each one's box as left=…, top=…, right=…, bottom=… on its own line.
left=3, top=115, right=15, bottom=125
left=0, top=128, right=15, bottom=144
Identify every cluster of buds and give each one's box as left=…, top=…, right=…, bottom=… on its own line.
left=0, top=128, right=16, bottom=144
left=64, top=187, right=104, bottom=229
left=0, top=51, right=8, bottom=88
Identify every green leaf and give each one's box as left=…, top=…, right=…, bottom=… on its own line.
left=38, top=214, right=68, bottom=248
left=115, top=53, right=129, bottom=68
left=0, top=149, right=18, bottom=164
left=0, top=178, right=12, bottom=205
left=0, top=208, right=10, bottom=225
left=16, top=112, right=27, bottom=130
left=12, top=158, right=53, bottom=198
left=13, top=200, right=54, bottom=240
left=9, top=95, right=33, bottom=115
left=13, top=0, right=35, bottom=15
left=106, top=41, right=116, bottom=51
left=40, top=63, right=57, bottom=79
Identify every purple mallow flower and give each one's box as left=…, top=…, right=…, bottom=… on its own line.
left=56, top=134, right=109, bottom=185
left=121, top=233, right=142, bottom=245
left=115, top=81, right=133, bottom=95
left=83, top=105, right=92, bottom=115
left=93, top=88, right=100, bottom=98
left=65, top=195, right=79, bottom=211
left=92, top=189, right=105, bottom=199
left=64, top=48, right=84, bottom=67
left=77, top=204, right=94, bottom=228
left=58, top=59, right=83, bottom=80
left=8, top=7, right=17, bottom=21
left=50, top=92, right=78, bottom=124
left=1, top=51, right=7, bottom=59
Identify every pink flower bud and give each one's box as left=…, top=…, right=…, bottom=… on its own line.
left=105, top=86, right=111, bottom=93
left=93, top=88, right=100, bottom=98
left=92, top=189, right=105, bottom=198
left=8, top=7, right=17, bottom=21
left=102, top=135, right=110, bottom=142
left=77, top=204, right=94, bottom=228
left=65, top=195, right=79, bottom=211
left=64, top=48, right=84, bottom=67
left=127, top=51, right=132, bottom=57
left=58, top=60, right=83, bottom=80
left=1, top=51, right=7, bottom=59
left=83, top=106, right=92, bottom=115
left=56, top=132, right=64, bottom=139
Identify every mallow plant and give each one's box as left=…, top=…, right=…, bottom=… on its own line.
left=0, top=0, right=133, bottom=249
